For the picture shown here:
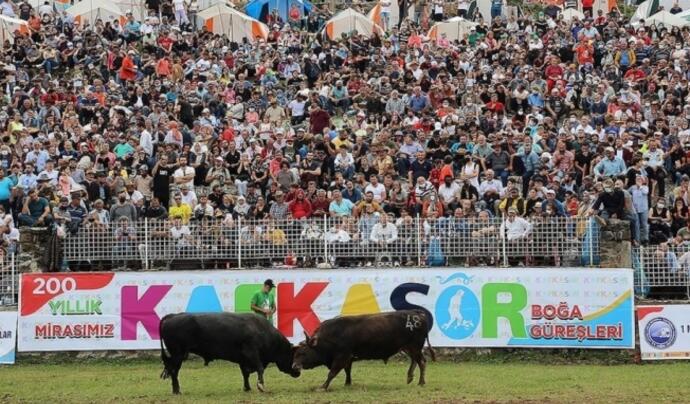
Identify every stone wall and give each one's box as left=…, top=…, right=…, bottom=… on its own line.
left=598, top=218, right=632, bottom=269
left=17, top=228, right=52, bottom=274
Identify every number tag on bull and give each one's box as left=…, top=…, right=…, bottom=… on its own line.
left=406, top=315, right=421, bottom=331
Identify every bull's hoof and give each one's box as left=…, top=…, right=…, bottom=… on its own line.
left=172, top=390, right=181, bottom=395
left=243, top=387, right=251, bottom=392
left=257, top=383, right=266, bottom=392
left=344, top=381, right=352, bottom=387
left=407, top=375, right=414, bottom=384
left=418, top=380, right=426, bottom=386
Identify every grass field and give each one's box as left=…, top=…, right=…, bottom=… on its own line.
left=1, top=358, right=689, bottom=403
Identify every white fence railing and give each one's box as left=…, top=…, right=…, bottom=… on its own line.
left=633, top=245, right=690, bottom=299
left=61, top=216, right=601, bottom=271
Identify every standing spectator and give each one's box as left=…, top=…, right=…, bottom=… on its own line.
left=629, top=176, right=650, bottom=245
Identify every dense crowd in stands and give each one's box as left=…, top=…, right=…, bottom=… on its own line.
left=3, top=0, right=690, bottom=267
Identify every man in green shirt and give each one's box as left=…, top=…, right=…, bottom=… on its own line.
left=251, top=279, right=276, bottom=322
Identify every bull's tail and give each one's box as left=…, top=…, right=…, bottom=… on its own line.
left=425, top=335, right=436, bottom=362
left=160, top=315, right=172, bottom=379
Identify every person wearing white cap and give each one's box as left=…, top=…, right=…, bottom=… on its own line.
left=541, top=188, right=566, bottom=217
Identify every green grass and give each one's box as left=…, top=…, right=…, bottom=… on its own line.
left=1, top=359, right=689, bottom=403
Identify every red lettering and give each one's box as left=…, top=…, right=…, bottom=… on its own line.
left=596, top=325, right=606, bottom=338
left=566, top=325, right=576, bottom=339
left=607, top=325, right=619, bottom=339
left=531, top=305, right=543, bottom=319
left=277, top=282, right=328, bottom=337
left=554, top=325, right=566, bottom=338
left=35, top=325, right=47, bottom=338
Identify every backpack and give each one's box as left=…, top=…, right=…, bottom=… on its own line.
left=426, top=237, right=445, bottom=266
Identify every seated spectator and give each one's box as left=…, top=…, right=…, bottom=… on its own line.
left=18, top=189, right=52, bottom=227
left=169, top=193, right=193, bottom=223
left=329, top=190, right=354, bottom=217
left=288, top=189, right=312, bottom=219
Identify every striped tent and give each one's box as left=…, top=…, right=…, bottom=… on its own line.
left=427, top=17, right=477, bottom=42
left=198, top=4, right=269, bottom=42
left=66, top=0, right=126, bottom=26
left=0, top=14, right=28, bottom=44
left=323, top=8, right=383, bottom=40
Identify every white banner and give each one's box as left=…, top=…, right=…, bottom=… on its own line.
left=639, top=305, right=690, bottom=360
left=18, top=268, right=635, bottom=351
left=0, top=312, right=17, bottom=364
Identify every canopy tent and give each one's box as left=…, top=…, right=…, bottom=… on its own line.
left=427, top=17, right=477, bottom=42
left=322, top=8, right=383, bottom=40
left=643, top=10, right=689, bottom=27
left=244, top=0, right=312, bottom=24
left=198, top=4, right=269, bottom=42
left=561, top=7, right=585, bottom=21
left=677, top=8, right=690, bottom=22
left=66, top=0, right=126, bottom=26
left=0, top=14, right=28, bottom=44
left=632, top=0, right=690, bottom=25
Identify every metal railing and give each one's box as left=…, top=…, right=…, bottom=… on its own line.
left=633, top=245, right=690, bottom=299
left=0, top=253, right=16, bottom=306
left=61, top=216, right=601, bottom=271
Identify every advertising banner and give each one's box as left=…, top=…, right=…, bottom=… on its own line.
left=18, top=268, right=635, bottom=351
left=0, top=312, right=17, bottom=364
left=639, top=305, right=690, bottom=360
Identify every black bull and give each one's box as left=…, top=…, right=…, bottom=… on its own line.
left=159, top=312, right=300, bottom=394
left=292, top=310, right=436, bottom=390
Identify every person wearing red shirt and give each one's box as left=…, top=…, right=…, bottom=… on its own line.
left=575, top=41, right=594, bottom=66
left=157, top=32, right=175, bottom=55
left=544, top=57, right=564, bottom=92
left=485, top=94, right=505, bottom=114
left=119, top=51, right=138, bottom=82
left=624, top=66, right=646, bottom=83
left=288, top=189, right=313, bottom=219
left=581, top=0, right=594, bottom=17
left=309, top=104, right=331, bottom=135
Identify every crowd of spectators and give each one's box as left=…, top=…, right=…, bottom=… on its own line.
left=2, top=0, right=690, bottom=268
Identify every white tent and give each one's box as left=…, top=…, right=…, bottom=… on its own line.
left=632, top=0, right=690, bottom=25
left=66, top=0, right=126, bottom=26
left=197, top=4, right=269, bottom=42
left=561, top=8, right=585, bottom=22
left=323, top=8, right=383, bottom=40
left=676, top=8, right=690, bottom=22
left=0, top=14, right=28, bottom=44
left=427, top=17, right=477, bottom=42
left=643, top=10, right=689, bottom=27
